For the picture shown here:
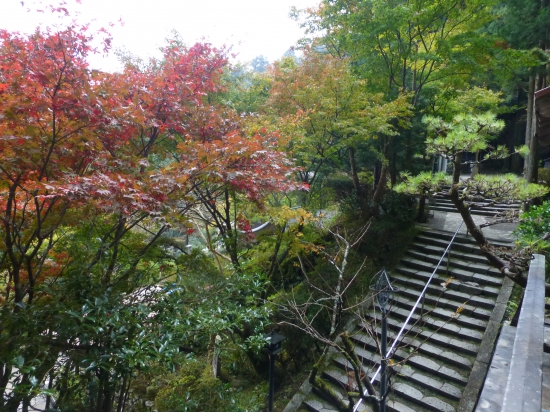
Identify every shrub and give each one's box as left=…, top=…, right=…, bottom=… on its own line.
left=539, top=168, right=550, bottom=188
left=514, top=201, right=550, bottom=257
left=154, top=359, right=262, bottom=412
left=380, top=191, right=417, bottom=223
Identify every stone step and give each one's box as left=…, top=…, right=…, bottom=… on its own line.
left=393, top=295, right=488, bottom=331
left=315, top=369, right=372, bottom=411
left=391, top=382, right=456, bottom=412
left=430, top=198, right=520, bottom=213
left=405, top=249, right=502, bottom=278
left=432, top=199, right=520, bottom=212
left=395, top=266, right=501, bottom=298
left=432, top=196, right=521, bottom=210
left=391, top=273, right=495, bottom=310
left=416, top=230, right=512, bottom=250
left=305, top=390, right=374, bottom=412
left=386, top=400, right=418, bottom=412
left=400, top=256, right=503, bottom=287
left=393, top=364, right=463, bottom=404
left=395, top=284, right=493, bottom=321
left=410, top=235, right=482, bottom=258
left=431, top=205, right=507, bottom=217
left=332, top=349, right=462, bottom=410
left=322, top=368, right=441, bottom=412
left=351, top=345, right=469, bottom=387
left=352, top=327, right=474, bottom=371
left=417, top=230, right=512, bottom=250
left=332, top=352, right=463, bottom=408
left=303, top=393, right=360, bottom=412
left=372, top=307, right=484, bottom=344
left=410, top=242, right=492, bottom=267
left=369, top=313, right=480, bottom=357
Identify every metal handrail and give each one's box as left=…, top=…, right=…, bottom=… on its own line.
left=353, top=218, right=466, bottom=412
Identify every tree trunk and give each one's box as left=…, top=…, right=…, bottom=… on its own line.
left=529, top=134, right=539, bottom=183
left=448, top=155, right=530, bottom=290
left=266, top=224, right=286, bottom=281
left=372, top=139, right=390, bottom=218
left=390, top=143, right=398, bottom=187
left=417, top=196, right=427, bottom=222
left=526, top=66, right=546, bottom=184
left=525, top=75, right=536, bottom=180
left=449, top=180, right=529, bottom=285
left=404, top=128, right=414, bottom=172
left=372, top=163, right=387, bottom=218
left=0, top=363, right=12, bottom=408
left=349, top=147, right=370, bottom=219
left=510, top=108, right=525, bottom=173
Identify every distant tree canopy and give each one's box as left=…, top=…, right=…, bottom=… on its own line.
left=251, top=55, right=269, bottom=73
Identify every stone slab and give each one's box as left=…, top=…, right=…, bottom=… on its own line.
left=457, top=275, right=515, bottom=412
left=476, top=320, right=501, bottom=365
left=542, top=351, right=550, bottom=410
left=418, top=209, right=518, bottom=242
left=475, top=324, right=516, bottom=411
left=501, top=254, right=545, bottom=412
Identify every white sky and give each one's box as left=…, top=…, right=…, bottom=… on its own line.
left=0, top=0, right=319, bottom=72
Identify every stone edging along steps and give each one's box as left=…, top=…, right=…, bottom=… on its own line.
left=283, top=227, right=514, bottom=412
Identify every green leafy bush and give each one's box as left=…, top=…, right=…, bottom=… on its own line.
left=380, top=191, right=417, bottom=223
left=539, top=168, right=550, bottom=188
left=514, top=201, right=550, bottom=256
left=154, top=359, right=263, bottom=412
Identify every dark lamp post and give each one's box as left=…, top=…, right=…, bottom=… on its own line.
left=370, top=268, right=397, bottom=310
left=266, top=331, right=286, bottom=412
left=266, top=331, right=285, bottom=355
left=369, top=268, right=398, bottom=412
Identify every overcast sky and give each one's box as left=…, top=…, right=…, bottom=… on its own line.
left=0, top=0, right=319, bottom=72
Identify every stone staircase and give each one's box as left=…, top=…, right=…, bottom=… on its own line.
left=293, top=228, right=513, bottom=412
left=430, top=192, right=521, bottom=218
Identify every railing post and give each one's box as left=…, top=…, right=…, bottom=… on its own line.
left=380, top=307, right=388, bottom=412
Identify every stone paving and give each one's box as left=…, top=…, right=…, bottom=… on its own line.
left=420, top=207, right=518, bottom=243
left=476, top=254, right=546, bottom=412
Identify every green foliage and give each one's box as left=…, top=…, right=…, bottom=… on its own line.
left=394, top=172, right=450, bottom=197
left=463, top=174, right=549, bottom=203
left=491, top=0, right=550, bottom=51
left=380, top=191, right=418, bottom=224
left=265, top=49, right=411, bottom=201
left=539, top=168, right=550, bottom=188
left=431, top=87, right=506, bottom=120
left=0, top=211, right=272, bottom=409
left=154, top=359, right=265, bottom=412
left=339, top=190, right=365, bottom=218
left=393, top=172, right=449, bottom=222
left=295, top=0, right=500, bottom=101
left=251, top=55, right=270, bottom=73
left=172, top=271, right=272, bottom=352
left=0, top=281, right=184, bottom=409
left=424, top=112, right=506, bottom=158
left=514, top=201, right=550, bottom=255
left=219, top=64, right=272, bottom=114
